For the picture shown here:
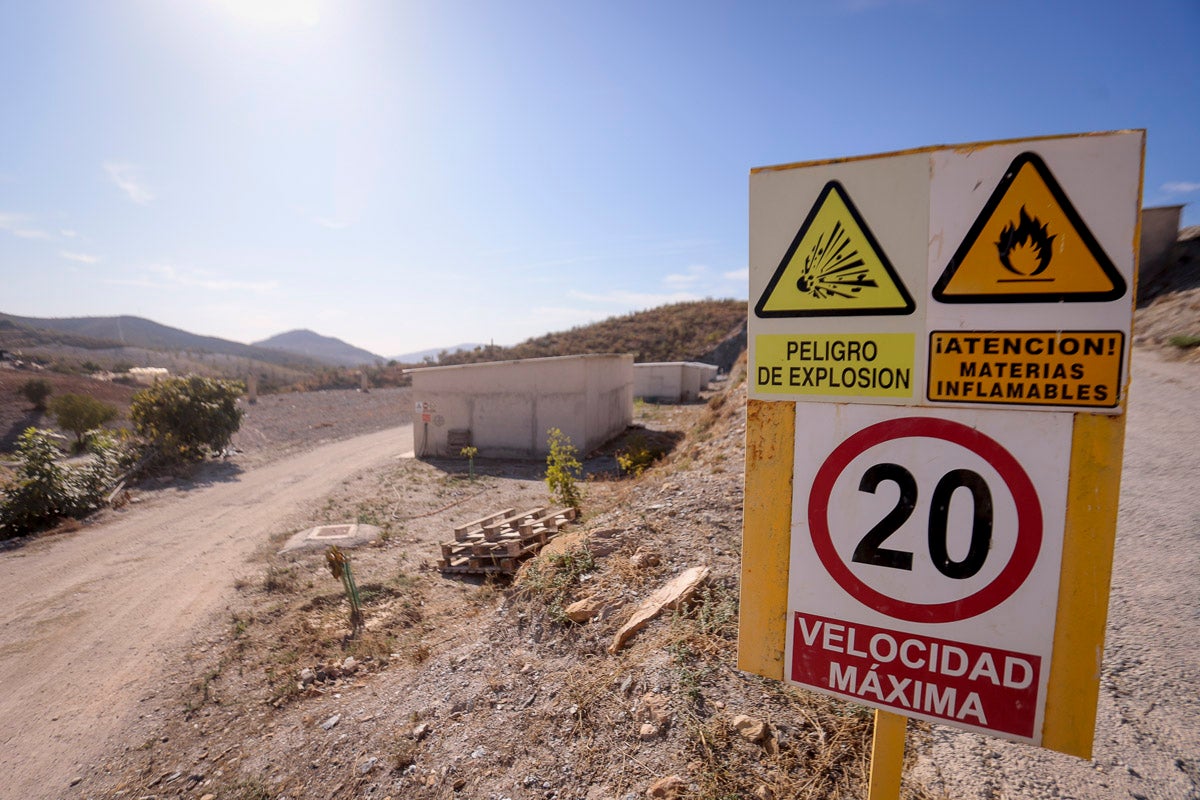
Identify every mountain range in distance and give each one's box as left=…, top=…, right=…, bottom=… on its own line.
left=251, top=332, right=485, bottom=366
left=251, top=329, right=384, bottom=367
left=0, top=311, right=465, bottom=369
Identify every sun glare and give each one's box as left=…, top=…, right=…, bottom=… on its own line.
left=214, top=0, right=321, bottom=28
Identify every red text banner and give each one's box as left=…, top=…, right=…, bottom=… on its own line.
left=790, top=611, right=1041, bottom=738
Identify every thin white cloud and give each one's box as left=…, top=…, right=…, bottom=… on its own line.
left=60, top=229, right=77, bottom=238
left=0, top=212, right=51, bottom=239
left=663, top=265, right=710, bottom=288
left=104, top=161, right=154, bottom=204
left=60, top=250, right=100, bottom=264
left=1162, top=181, right=1200, bottom=195
left=106, top=264, right=278, bottom=293
left=313, top=216, right=351, bottom=230
left=722, top=267, right=750, bottom=281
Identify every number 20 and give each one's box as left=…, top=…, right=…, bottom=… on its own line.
left=851, top=462, right=993, bottom=580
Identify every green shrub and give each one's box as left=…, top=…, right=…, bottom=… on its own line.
left=616, top=434, right=665, bottom=476
left=460, top=445, right=478, bottom=480
left=49, top=393, right=118, bottom=449
left=1168, top=334, right=1200, bottom=349
left=544, top=427, right=582, bottom=510
left=0, top=428, right=121, bottom=538
left=18, top=378, right=52, bottom=411
left=130, top=376, right=244, bottom=462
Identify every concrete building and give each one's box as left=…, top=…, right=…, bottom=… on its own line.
left=1138, top=205, right=1185, bottom=292
left=633, top=361, right=719, bottom=403
left=405, top=354, right=633, bottom=458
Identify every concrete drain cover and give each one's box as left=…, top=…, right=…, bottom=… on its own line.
left=311, top=524, right=355, bottom=539
left=280, top=523, right=381, bottom=554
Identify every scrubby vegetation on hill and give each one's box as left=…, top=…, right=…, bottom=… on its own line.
left=292, top=299, right=748, bottom=392
left=438, top=299, right=746, bottom=366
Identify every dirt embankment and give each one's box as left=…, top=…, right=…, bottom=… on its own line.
left=2, top=339, right=1198, bottom=799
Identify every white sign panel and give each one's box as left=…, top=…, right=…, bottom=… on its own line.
left=784, top=403, right=1071, bottom=743
left=749, top=131, right=1142, bottom=414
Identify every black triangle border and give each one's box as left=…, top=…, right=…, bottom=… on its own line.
left=932, top=151, right=1127, bottom=304
left=754, top=181, right=916, bottom=318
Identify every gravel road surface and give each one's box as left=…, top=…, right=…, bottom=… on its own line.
left=914, top=349, right=1200, bottom=799
left=0, top=424, right=413, bottom=799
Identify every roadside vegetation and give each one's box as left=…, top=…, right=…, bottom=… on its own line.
left=0, top=375, right=244, bottom=540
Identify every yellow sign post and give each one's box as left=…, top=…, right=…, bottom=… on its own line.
left=741, top=131, right=1143, bottom=796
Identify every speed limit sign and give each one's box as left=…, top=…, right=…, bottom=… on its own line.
left=786, top=404, right=1071, bottom=742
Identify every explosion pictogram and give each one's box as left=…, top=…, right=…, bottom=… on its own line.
left=996, top=206, right=1056, bottom=278
left=795, top=220, right=878, bottom=299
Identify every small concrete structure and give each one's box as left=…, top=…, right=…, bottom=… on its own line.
left=280, top=523, right=381, bottom=554
left=633, top=361, right=719, bottom=403
left=128, top=366, right=169, bottom=384
left=1139, top=205, right=1185, bottom=291
left=405, top=354, right=633, bottom=458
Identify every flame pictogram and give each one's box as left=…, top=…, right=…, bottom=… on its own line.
left=995, top=206, right=1056, bottom=277
left=795, top=220, right=878, bottom=300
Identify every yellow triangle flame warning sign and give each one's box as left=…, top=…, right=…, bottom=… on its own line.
left=754, top=181, right=915, bottom=318
left=933, top=152, right=1126, bottom=303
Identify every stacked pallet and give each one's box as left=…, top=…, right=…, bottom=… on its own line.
left=438, top=506, right=578, bottom=574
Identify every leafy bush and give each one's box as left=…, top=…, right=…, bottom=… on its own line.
left=19, top=378, right=52, bottom=411
left=49, top=393, right=118, bottom=449
left=616, top=433, right=666, bottom=476
left=1168, top=333, right=1200, bottom=349
left=544, top=427, right=582, bottom=510
left=130, top=376, right=244, bottom=461
left=0, top=428, right=121, bottom=538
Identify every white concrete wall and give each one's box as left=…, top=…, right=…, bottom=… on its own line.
left=633, top=362, right=719, bottom=402
left=1138, top=205, right=1183, bottom=289
left=407, top=354, right=633, bottom=458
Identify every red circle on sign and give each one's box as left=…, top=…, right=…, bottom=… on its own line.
left=808, top=416, right=1042, bottom=623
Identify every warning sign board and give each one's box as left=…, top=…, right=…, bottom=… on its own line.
left=755, top=181, right=915, bottom=318
left=932, top=152, right=1126, bottom=304
left=785, top=404, right=1071, bottom=744
left=743, top=132, right=1143, bottom=762
left=928, top=331, right=1123, bottom=408
left=754, top=333, right=914, bottom=397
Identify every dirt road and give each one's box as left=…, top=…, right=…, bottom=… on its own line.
left=0, top=425, right=413, bottom=800
left=914, top=349, right=1200, bottom=798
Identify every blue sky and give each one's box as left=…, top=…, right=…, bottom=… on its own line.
left=1, top=0, right=1196, bottom=358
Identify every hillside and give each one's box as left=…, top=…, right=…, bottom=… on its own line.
left=0, top=313, right=328, bottom=372
left=434, top=299, right=747, bottom=368
left=254, top=329, right=384, bottom=367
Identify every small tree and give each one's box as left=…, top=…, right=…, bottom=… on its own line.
left=460, top=445, right=478, bottom=481
left=130, top=376, right=244, bottom=462
left=49, top=393, right=118, bottom=449
left=19, top=378, right=52, bottom=411
left=544, top=428, right=582, bottom=511
left=0, top=428, right=121, bottom=538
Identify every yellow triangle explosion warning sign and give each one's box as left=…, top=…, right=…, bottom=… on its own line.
left=933, top=152, right=1126, bottom=303
left=755, top=181, right=915, bottom=318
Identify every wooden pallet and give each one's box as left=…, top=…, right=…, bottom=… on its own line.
left=438, top=506, right=577, bottom=575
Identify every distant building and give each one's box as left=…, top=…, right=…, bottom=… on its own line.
left=405, top=354, right=633, bottom=458
left=633, top=362, right=719, bottom=403
left=128, top=367, right=169, bottom=384
left=1139, top=205, right=1185, bottom=292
